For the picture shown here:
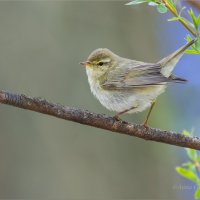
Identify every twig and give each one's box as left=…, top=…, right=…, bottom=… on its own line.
left=0, top=90, right=200, bottom=150
left=162, top=0, right=197, bottom=36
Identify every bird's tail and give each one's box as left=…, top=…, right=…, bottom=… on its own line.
left=158, top=38, right=197, bottom=77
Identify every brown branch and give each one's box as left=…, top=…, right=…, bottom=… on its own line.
left=0, top=90, right=199, bottom=150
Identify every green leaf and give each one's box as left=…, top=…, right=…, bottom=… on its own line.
left=125, top=0, right=149, bottom=5
left=185, top=49, right=200, bottom=55
left=195, top=188, right=200, bottom=199
left=195, top=39, right=200, bottom=51
left=182, top=130, right=192, bottom=136
left=182, top=162, right=197, bottom=172
left=185, top=148, right=197, bottom=161
left=188, top=9, right=199, bottom=30
left=168, top=17, right=180, bottom=22
left=167, top=0, right=177, bottom=13
left=182, top=162, right=195, bottom=169
left=176, top=167, right=198, bottom=183
left=157, top=4, right=168, bottom=14
left=185, top=148, right=198, bottom=161
left=182, top=17, right=196, bottom=30
left=179, top=6, right=186, bottom=16
left=185, top=35, right=197, bottom=51
left=148, top=2, right=158, bottom=6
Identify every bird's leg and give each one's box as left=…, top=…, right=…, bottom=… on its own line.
left=143, top=101, right=156, bottom=128
left=113, top=106, right=136, bottom=121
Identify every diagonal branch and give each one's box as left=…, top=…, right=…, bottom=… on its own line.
left=0, top=90, right=200, bottom=150
left=162, top=0, right=197, bottom=36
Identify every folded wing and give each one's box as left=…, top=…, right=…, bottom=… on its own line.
left=100, top=59, right=186, bottom=90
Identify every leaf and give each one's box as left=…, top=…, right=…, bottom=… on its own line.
left=148, top=2, right=158, bottom=6
left=168, top=17, right=180, bottom=22
left=182, top=130, right=192, bottom=136
left=182, top=17, right=196, bottom=30
left=185, top=148, right=197, bottom=161
left=157, top=4, right=168, bottom=14
left=188, top=9, right=199, bottom=30
left=185, top=49, right=200, bottom=55
left=167, top=0, right=177, bottom=13
left=185, top=35, right=197, bottom=51
left=195, top=39, right=200, bottom=51
left=195, top=188, right=200, bottom=199
left=176, top=167, right=198, bottom=183
left=182, top=162, right=196, bottom=172
left=182, top=162, right=195, bottom=169
left=179, top=6, right=186, bottom=16
left=125, top=0, right=149, bottom=5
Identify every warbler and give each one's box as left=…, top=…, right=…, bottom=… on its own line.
left=80, top=39, right=196, bottom=127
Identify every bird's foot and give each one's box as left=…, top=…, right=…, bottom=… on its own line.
left=113, top=115, right=121, bottom=121
left=143, top=122, right=148, bottom=128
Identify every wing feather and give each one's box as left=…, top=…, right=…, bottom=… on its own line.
left=100, top=58, right=181, bottom=90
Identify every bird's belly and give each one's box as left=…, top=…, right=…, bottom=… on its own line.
left=95, top=90, right=138, bottom=112
left=86, top=68, right=166, bottom=113
left=90, top=82, right=166, bottom=113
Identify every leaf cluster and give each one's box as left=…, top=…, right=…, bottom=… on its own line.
left=126, top=0, right=200, bottom=55
left=176, top=131, right=200, bottom=199
left=185, top=35, right=200, bottom=54
left=126, top=0, right=169, bottom=13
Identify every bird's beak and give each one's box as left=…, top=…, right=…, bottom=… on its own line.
left=79, top=61, right=91, bottom=66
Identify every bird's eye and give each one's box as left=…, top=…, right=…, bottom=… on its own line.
left=98, top=62, right=104, bottom=66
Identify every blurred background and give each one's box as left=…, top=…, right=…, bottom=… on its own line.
left=0, top=1, right=199, bottom=199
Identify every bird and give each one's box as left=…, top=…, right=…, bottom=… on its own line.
left=80, top=39, right=196, bottom=127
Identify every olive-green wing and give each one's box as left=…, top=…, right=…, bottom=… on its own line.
left=100, top=59, right=185, bottom=90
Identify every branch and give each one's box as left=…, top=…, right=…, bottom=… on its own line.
left=0, top=90, right=200, bottom=150
left=162, top=0, right=197, bottom=36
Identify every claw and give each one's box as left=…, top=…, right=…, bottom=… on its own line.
left=113, top=115, right=121, bottom=121
left=143, top=122, right=148, bottom=128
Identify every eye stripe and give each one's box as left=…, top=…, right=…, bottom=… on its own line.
left=100, top=58, right=111, bottom=63
left=97, top=58, right=111, bottom=66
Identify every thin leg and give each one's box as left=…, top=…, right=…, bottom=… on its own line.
left=143, top=101, right=156, bottom=128
left=113, top=106, right=136, bottom=121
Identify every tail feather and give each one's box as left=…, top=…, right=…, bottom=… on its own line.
left=158, top=38, right=197, bottom=77
left=169, top=74, right=187, bottom=83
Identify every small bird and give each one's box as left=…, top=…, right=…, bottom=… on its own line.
left=80, top=39, right=196, bottom=127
